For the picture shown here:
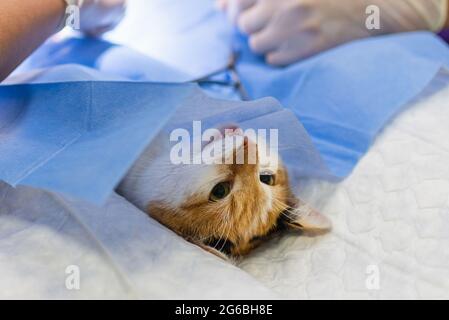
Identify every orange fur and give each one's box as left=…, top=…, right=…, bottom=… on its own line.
left=147, top=138, right=293, bottom=256
left=120, top=126, right=331, bottom=258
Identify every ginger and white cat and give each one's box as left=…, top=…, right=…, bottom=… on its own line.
left=118, top=125, right=330, bottom=259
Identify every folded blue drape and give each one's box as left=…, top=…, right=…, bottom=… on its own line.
left=235, top=32, right=449, bottom=176
left=0, top=81, right=191, bottom=203
left=0, top=71, right=326, bottom=203
left=3, top=0, right=449, bottom=202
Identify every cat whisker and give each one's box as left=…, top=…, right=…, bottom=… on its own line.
left=218, top=218, right=233, bottom=253
left=213, top=231, right=227, bottom=251
left=271, top=198, right=302, bottom=221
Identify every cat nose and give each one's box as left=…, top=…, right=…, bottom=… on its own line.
left=241, top=136, right=258, bottom=162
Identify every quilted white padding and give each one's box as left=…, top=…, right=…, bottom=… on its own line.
left=0, top=185, right=276, bottom=299
left=239, top=71, right=449, bottom=299
left=1, top=71, right=449, bottom=299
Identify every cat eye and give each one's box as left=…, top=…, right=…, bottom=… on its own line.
left=260, top=173, right=276, bottom=186
left=209, top=182, right=231, bottom=202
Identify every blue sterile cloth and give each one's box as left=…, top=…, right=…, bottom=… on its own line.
left=0, top=80, right=192, bottom=203
left=1, top=65, right=327, bottom=203
left=104, top=0, right=233, bottom=79
left=4, top=0, right=449, bottom=202
left=234, top=32, right=449, bottom=176
left=18, top=0, right=449, bottom=177
left=15, top=0, right=231, bottom=82
left=15, top=37, right=193, bottom=83
left=108, top=0, right=449, bottom=176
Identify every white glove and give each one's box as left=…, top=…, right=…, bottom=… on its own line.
left=78, top=0, right=127, bottom=36
left=217, top=0, right=448, bottom=66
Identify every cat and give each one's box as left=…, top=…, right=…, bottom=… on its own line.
left=118, top=125, right=331, bottom=259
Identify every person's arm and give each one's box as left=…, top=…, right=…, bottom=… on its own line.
left=444, top=1, right=449, bottom=29
left=218, top=0, right=449, bottom=66
left=0, top=0, right=66, bottom=81
left=0, top=0, right=127, bottom=82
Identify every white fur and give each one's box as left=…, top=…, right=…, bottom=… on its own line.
left=119, top=129, right=279, bottom=215
left=118, top=127, right=330, bottom=233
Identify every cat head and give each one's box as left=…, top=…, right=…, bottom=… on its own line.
left=120, top=125, right=331, bottom=258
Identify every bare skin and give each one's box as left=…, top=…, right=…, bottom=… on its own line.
left=0, top=0, right=66, bottom=81
left=1, top=0, right=448, bottom=81
left=0, top=0, right=126, bottom=82
left=446, top=4, right=449, bottom=27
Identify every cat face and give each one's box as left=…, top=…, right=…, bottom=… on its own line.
left=120, top=126, right=331, bottom=258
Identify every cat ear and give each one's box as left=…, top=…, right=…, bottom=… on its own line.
left=285, top=198, right=331, bottom=232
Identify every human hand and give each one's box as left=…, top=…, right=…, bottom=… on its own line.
left=217, top=0, right=371, bottom=65
left=79, top=0, right=127, bottom=36
left=217, top=0, right=448, bottom=66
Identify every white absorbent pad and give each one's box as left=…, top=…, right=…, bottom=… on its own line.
left=239, top=72, right=449, bottom=299
left=0, top=185, right=275, bottom=299
left=1, top=73, right=449, bottom=299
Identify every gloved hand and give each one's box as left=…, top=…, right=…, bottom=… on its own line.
left=217, top=0, right=448, bottom=66
left=79, top=0, right=127, bottom=36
